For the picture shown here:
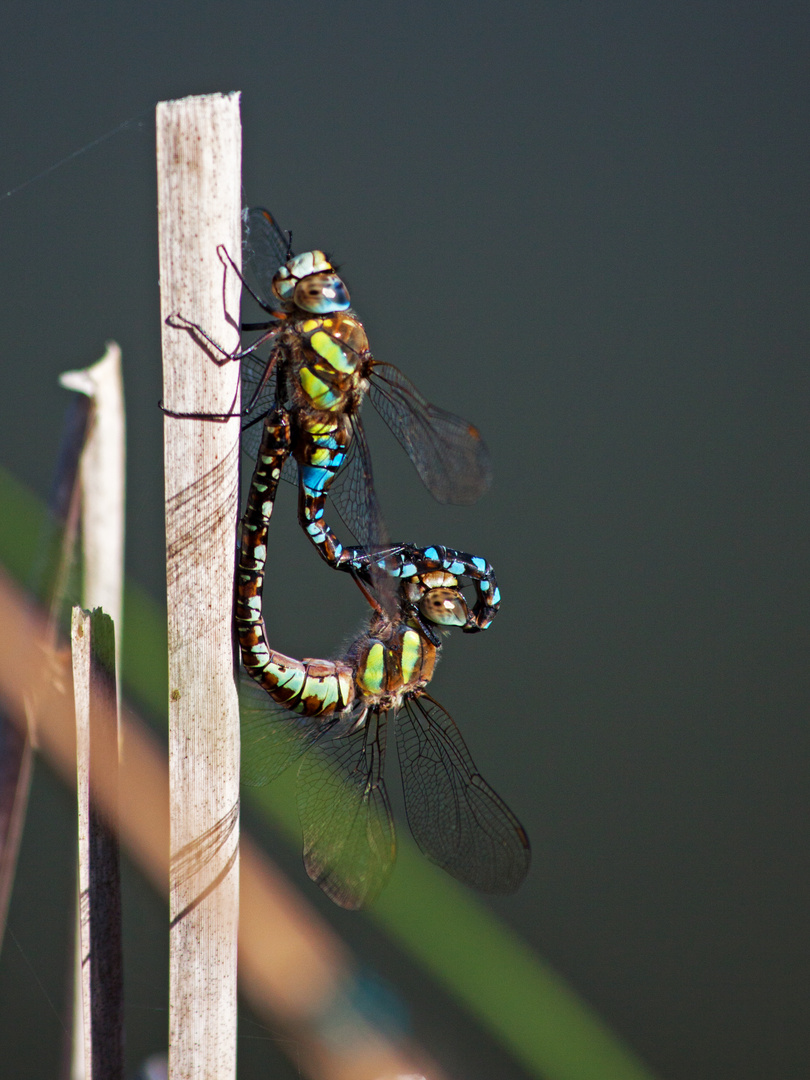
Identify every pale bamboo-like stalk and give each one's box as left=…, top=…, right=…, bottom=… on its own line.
left=156, top=92, right=242, bottom=1080
left=71, top=607, right=123, bottom=1080
left=60, top=341, right=126, bottom=665
left=60, top=342, right=126, bottom=1080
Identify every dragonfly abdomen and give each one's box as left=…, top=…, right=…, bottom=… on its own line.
left=263, top=654, right=354, bottom=716
left=236, top=408, right=357, bottom=717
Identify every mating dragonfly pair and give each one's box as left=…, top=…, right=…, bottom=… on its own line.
left=176, top=209, right=530, bottom=908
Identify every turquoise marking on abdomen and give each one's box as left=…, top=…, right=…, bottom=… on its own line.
left=300, top=464, right=334, bottom=494
left=270, top=666, right=305, bottom=695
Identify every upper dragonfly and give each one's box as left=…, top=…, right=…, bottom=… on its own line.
left=175, top=208, right=498, bottom=629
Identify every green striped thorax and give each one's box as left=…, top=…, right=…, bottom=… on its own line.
left=295, top=313, right=370, bottom=413
left=351, top=619, right=437, bottom=705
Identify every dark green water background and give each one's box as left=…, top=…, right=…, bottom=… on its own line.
left=0, top=4, right=807, bottom=1077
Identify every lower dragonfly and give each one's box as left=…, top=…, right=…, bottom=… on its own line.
left=236, top=405, right=530, bottom=908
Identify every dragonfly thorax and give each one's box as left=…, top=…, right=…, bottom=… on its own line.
left=273, top=250, right=351, bottom=314
left=352, top=623, right=437, bottom=705
left=288, top=313, right=370, bottom=415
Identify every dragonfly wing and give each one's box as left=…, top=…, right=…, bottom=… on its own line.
left=242, top=207, right=291, bottom=310
left=297, top=711, right=396, bottom=909
left=369, top=363, right=493, bottom=505
left=328, top=419, right=404, bottom=619
left=241, top=340, right=279, bottom=404
left=239, top=671, right=336, bottom=787
left=396, top=694, right=531, bottom=893
left=240, top=354, right=296, bottom=489
left=329, top=416, right=388, bottom=549
left=241, top=341, right=282, bottom=410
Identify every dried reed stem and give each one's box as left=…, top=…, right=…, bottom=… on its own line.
left=156, top=92, right=242, bottom=1080
left=61, top=341, right=127, bottom=1080
left=71, top=607, right=123, bottom=1080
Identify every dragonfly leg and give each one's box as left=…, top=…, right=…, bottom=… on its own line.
left=347, top=568, right=387, bottom=618
left=166, top=312, right=278, bottom=363
left=216, top=243, right=279, bottom=316
left=159, top=391, right=242, bottom=422
left=161, top=320, right=281, bottom=421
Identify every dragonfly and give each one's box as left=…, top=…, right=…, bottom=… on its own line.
left=236, top=404, right=530, bottom=908
left=171, top=207, right=500, bottom=631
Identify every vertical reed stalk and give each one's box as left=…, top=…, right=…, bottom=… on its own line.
left=59, top=342, right=126, bottom=1080
left=60, top=341, right=126, bottom=664
left=156, top=92, right=242, bottom=1080
left=71, top=608, right=123, bottom=1080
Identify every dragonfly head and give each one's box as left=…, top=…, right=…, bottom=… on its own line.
left=272, top=250, right=352, bottom=314
left=414, top=586, right=470, bottom=630
left=402, top=572, right=472, bottom=633
left=401, top=585, right=469, bottom=647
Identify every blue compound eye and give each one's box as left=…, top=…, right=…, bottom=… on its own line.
left=419, top=588, right=469, bottom=627
left=294, top=273, right=351, bottom=314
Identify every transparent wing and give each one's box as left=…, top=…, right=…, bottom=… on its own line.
left=242, top=206, right=291, bottom=311
left=240, top=341, right=281, bottom=417
left=396, top=694, right=531, bottom=893
left=297, top=711, right=396, bottom=910
left=369, top=362, right=493, bottom=504
left=328, top=417, right=403, bottom=620
left=328, top=415, right=389, bottom=549
left=239, top=353, right=296, bottom=487
left=239, top=672, right=338, bottom=787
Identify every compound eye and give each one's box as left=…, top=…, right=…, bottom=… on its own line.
left=272, top=265, right=295, bottom=303
left=419, top=588, right=469, bottom=627
left=294, top=273, right=351, bottom=314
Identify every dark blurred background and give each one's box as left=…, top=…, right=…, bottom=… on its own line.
left=0, top=3, right=808, bottom=1078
